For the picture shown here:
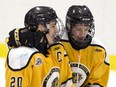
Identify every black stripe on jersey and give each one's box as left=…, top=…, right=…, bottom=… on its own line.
left=61, top=77, right=73, bottom=86
left=89, top=44, right=105, bottom=50
left=61, top=39, right=69, bottom=42
left=64, top=54, right=68, bottom=57
left=47, top=42, right=64, bottom=50
left=7, top=51, right=40, bottom=71
left=104, top=61, right=110, bottom=66
left=47, top=42, right=68, bottom=57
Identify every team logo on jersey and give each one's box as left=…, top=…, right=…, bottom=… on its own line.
left=52, top=77, right=59, bottom=87
left=35, top=57, right=43, bottom=66
left=54, top=47, right=60, bottom=51
left=70, top=62, right=90, bottom=86
left=57, top=51, right=62, bottom=62
left=95, top=48, right=102, bottom=52
left=43, top=68, right=60, bottom=87
left=72, top=72, right=83, bottom=83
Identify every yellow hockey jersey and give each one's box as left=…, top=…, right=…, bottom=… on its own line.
left=61, top=33, right=110, bottom=87
left=5, top=43, right=75, bottom=87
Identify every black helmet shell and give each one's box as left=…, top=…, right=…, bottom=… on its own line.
left=24, top=6, right=58, bottom=31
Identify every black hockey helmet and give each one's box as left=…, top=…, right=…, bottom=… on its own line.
left=24, top=6, right=58, bottom=31
left=7, top=6, right=64, bottom=55
left=24, top=6, right=64, bottom=42
left=66, top=5, right=95, bottom=50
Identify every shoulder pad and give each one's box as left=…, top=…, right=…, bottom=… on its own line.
left=91, top=37, right=110, bottom=64
left=8, top=46, right=38, bottom=70
left=91, top=37, right=104, bottom=46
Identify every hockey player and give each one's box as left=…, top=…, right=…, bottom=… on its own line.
left=61, top=5, right=110, bottom=87
left=5, top=6, right=75, bottom=87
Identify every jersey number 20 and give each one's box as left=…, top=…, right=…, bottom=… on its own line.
left=10, top=77, right=22, bottom=87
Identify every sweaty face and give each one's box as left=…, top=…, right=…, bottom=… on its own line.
left=71, top=24, right=90, bottom=42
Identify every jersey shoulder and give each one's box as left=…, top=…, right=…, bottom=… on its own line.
left=90, top=37, right=109, bottom=64
left=7, top=46, right=39, bottom=70
left=48, top=43, right=68, bottom=62
left=90, top=37, right=105, bottom=47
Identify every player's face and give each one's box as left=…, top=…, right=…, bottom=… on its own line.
left=47, top=20, right=58, bottom=37
left=37, top=20, right=58, bottom=36
left=46, top=21, right=59, bottom=44
left=37, top=24, right=46, bottom=32
left=37, top=20, right=58, bottom=45
left=71, top=23, right=90, bottom=42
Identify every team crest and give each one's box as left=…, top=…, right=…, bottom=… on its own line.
left=35, top=57, right=43, bottom=66
left=51, top=77, right=59, bottom=87
left=70, top=63, right=90, bottom=86
left=43, top=68, right=60, bottom=87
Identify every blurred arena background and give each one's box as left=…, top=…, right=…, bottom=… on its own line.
left=0, top=0, right=116, bottom=86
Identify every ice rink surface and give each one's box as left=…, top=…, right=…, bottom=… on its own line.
left=0, top=58, right=116, bottom=87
